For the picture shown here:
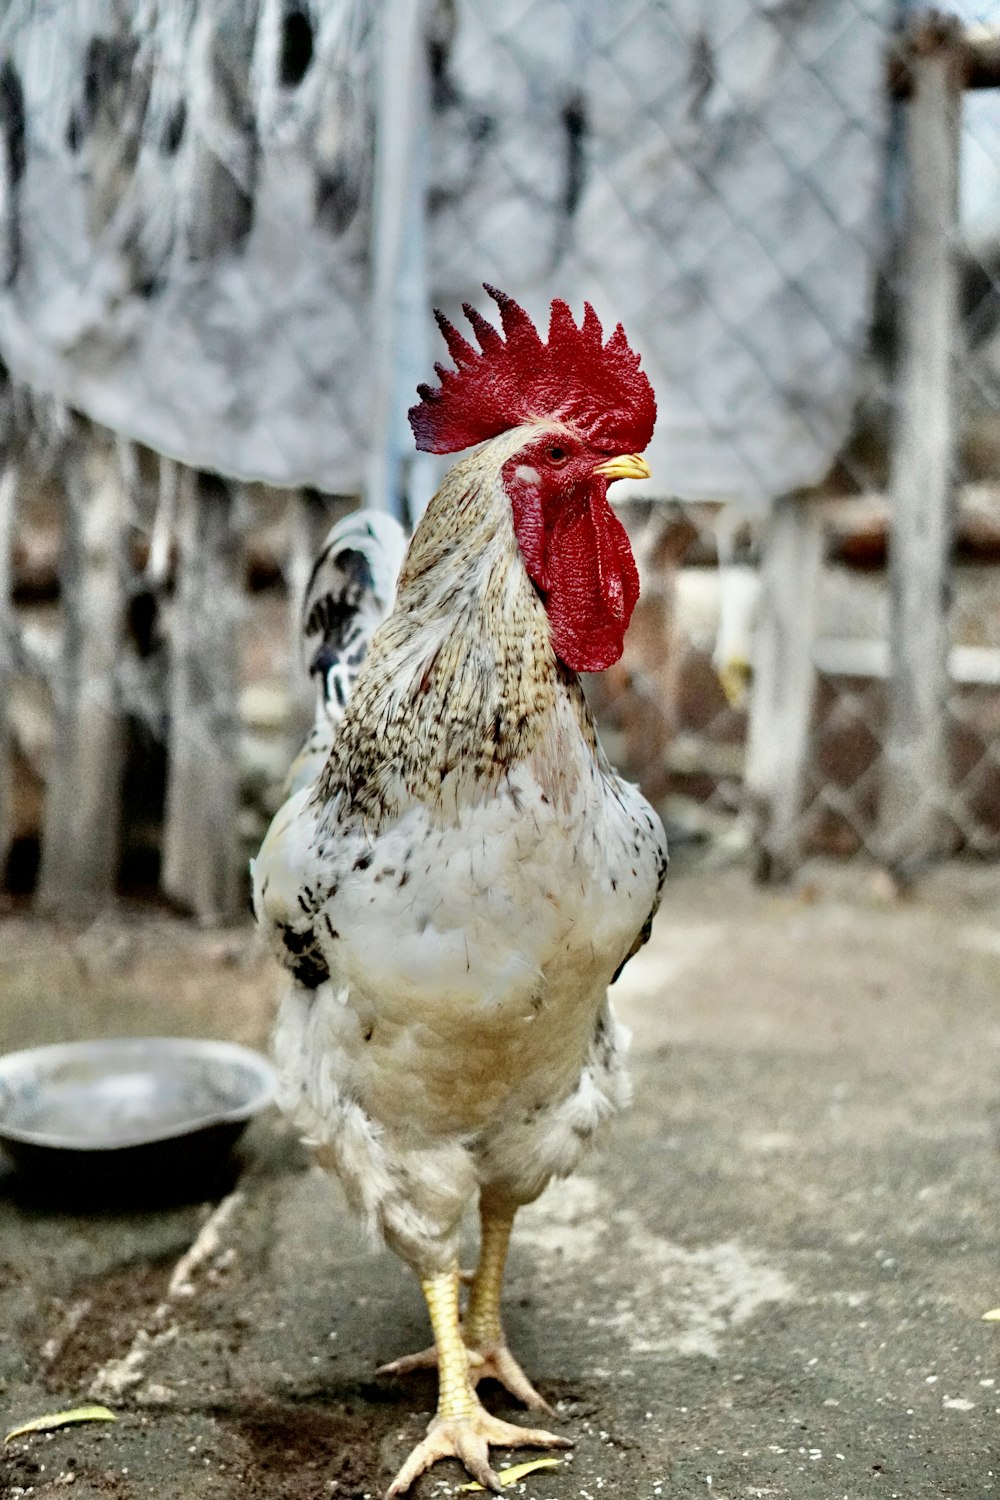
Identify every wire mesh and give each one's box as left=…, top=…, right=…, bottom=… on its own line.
left=1, top=0, right=1000, bottom=910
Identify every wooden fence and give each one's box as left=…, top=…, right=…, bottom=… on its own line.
left=0, top=430, right=338, bottom=923
left=747, top=15, right=1000, bottom=882
left=1, top=13, right=999, bottom=919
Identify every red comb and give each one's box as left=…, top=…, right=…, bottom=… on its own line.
left=409, top=285, right=656, bottom=456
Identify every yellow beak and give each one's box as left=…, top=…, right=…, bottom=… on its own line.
left=593, top=453, right=652, bottom=483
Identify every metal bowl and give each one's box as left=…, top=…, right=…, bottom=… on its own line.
left=0, top=1037, right=277, bottom=1198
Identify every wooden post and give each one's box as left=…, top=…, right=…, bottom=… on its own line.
left=878, top=22, right=962, bottom=877
left=36, top=422, right=128, bottom=916
left=162, top=469, right=243, bottom=922
left=0, top=457, right=17, bottom=882
left=147, top=456, right=178, bottom=589
left=745, top=496, right=824, bottom=881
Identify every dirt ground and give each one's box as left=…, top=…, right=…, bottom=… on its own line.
left=2, top=857, right=1000, bottom=1500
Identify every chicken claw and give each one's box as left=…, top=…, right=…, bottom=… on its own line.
left=377, top=1343, right=441, bottom=1378
left=384, top=1267, right=570, bottom=1497
left=380, top=1198, right=554, bottom=1414
left=473, top=1344, right=555, bottom=1415
left=377, top=1340, right=554, bottom=1415
left=385, top=1405, right=570, bottom=1498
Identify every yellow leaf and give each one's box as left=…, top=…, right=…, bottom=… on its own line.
left=982, top=1308, right=1000, bottom=1322
left=5, top=1406, right=117, bottom=1443
left=459, top=1456, right=563, bottom=1490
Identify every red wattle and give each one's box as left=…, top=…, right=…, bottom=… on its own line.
left=541, top=482, right=639, bottom=672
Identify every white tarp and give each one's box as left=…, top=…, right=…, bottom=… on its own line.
left=0, top=0, right=894, bottom=503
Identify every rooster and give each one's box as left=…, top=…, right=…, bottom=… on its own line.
left=253, top=286, right=668, bottom=1496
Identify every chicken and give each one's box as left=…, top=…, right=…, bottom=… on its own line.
left=253, top=286, right=668, bottom=1496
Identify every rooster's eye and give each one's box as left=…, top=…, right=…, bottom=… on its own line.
left=547, top=446, right=568, bottom=466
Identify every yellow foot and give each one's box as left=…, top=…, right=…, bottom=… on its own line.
left=377, top=1341, right=554, bottom=1416
left=385, top=1402, right=571, bottom=1497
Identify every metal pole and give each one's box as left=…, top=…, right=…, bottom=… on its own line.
left=364, top=0, right=431, bottom=520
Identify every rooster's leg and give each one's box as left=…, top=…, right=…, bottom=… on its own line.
left=463, top=1193, right=555, bottom=1414
left=385, top=1265, right=570, bottom=1498
left=378, top=1196, right=553, bottom=1414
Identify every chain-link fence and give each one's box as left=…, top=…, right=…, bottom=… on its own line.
left=597, top=6, right=1000, bottom=877
left=1, top=0, right=999, bottom=918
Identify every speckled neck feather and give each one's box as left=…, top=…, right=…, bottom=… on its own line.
left=319, top=430, right=603, bottom=830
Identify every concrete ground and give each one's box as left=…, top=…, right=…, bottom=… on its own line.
left=1, top=859, right=1000, bottom=1500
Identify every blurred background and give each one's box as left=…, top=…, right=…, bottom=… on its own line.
left=1, top=0, right=999, bottom=923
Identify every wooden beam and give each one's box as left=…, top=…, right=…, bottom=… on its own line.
left=818, top=485, right=1000, bottom=567
left=889, top=16, right=1000, bottom=97
left=162, top=470, right=244, bottom=922
left=36, top=423, right=128, bottom=916
left=878, top=31, right=962, bottom=876
left=745, top=496, right=824, bottom=882
left=961, top=24, right=1000, bottom=90
left=814, top=638, right=1000, bottom=687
